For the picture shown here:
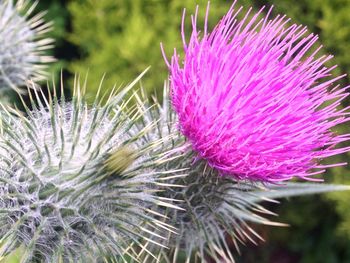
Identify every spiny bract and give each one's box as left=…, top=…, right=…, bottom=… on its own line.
left=0, top=0, right=54, bottom=92
left=163, top=1, right=350, bottom=182
left=0, top=73, right=182, bottom=263
left=137, top=85, right=281, bottom=263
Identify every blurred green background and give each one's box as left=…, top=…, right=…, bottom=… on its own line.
left=7, top=0, right=350, bottom=262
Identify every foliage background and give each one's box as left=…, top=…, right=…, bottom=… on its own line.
left=6, top=0, right=350, bottom=262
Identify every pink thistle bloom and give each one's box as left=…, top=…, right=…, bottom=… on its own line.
left=162, top=2, right=350, bottom=182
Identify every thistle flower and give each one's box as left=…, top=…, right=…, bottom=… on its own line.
left=137, top=85, right=350, bottom=263
left=0, top=72, right=183, bottom=263
left=0, top=0, right=54, bottom=92
left=163, top=2, right=350, bottom=182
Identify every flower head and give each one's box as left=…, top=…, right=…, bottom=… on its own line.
left=0, top=0, right=54, bottom=92
left=163, top=2, right=350, bottom=182
left=135, top=84, right=350, bottom=263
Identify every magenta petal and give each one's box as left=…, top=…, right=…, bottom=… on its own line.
left=164, top=3, right=350, bottom=182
